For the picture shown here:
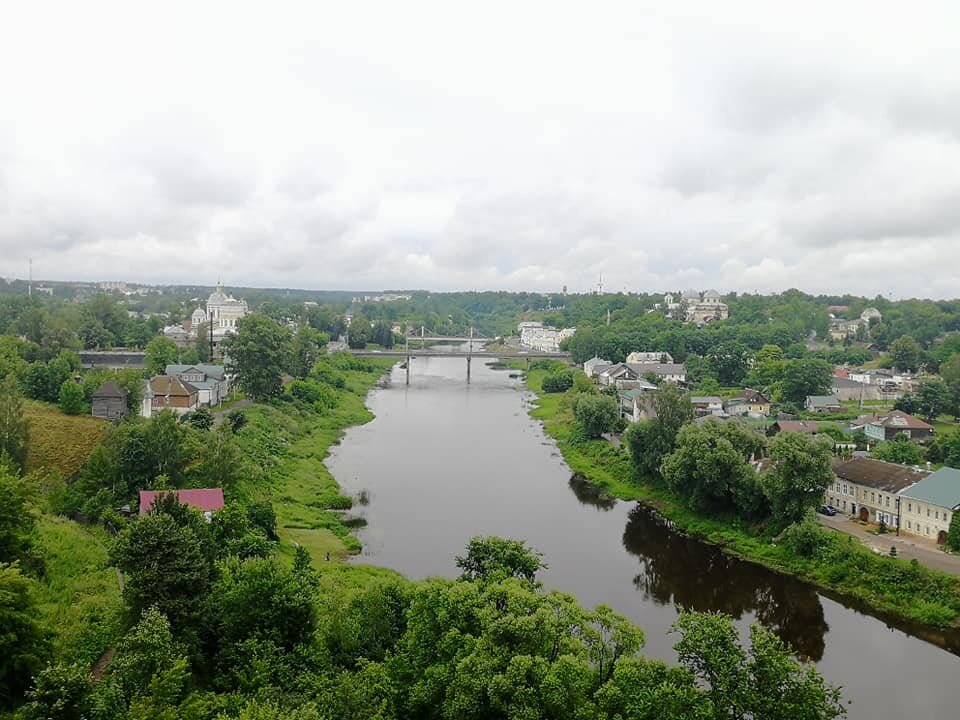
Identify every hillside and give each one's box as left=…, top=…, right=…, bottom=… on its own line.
left=25, top=401, right=108, bottom=477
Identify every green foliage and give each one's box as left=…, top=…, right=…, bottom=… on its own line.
left=455, top=536, right=545, bottom=584
left=187, top=406, right=214, bottom=431
left=780, top=518, right=826, bottom=558
left=145, top=336, right=179, bottom=376
left=290, top=326, right=323, bottom=379
left=623, top=385, right=693, bottom=480
left=0, top=464, right=40, bottom=571
left=573, top=393, right=620, bottom=439
left=57, top=380, right=85, bottom=415
left=947, top=508, right=960, bottom=552
left=228, top=409, right=248, bottom=433
left=223, top=314, right=293, bottom=400
left=0, top=563, right=50, bottom=708
left=662, top=419, right=765, bottom=518
left=106, top=607, right=190, bottom=705
left=20, top=662, right=94, bottom=720
left=541, top=370, right=574, bottom=393
left=672, top=611, right=844, bottom=720
left=762, top=432, right=834, bottom=528
left=109, top=513, right=213, bottom=633
left=708, top=341, right=753, bottom=385
left=872, top=434, right=923, bottom=465
left=0, top=375, right=29, bottom=472
left=890, top=334, right=922, bottom=372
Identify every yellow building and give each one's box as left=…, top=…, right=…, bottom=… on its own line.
left=826, top=458, right=928, bottom=527
left=898, top=467, right=960, bottom=545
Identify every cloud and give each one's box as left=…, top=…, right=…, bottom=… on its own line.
left=1, top=1, right=959, bottom=298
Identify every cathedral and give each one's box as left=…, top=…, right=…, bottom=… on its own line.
left=191, top=282, right=249, bottom=333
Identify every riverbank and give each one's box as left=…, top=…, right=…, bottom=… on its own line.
left=233, top=357, right=396, bottom=563
left=520, top=366, right=960, bottom=630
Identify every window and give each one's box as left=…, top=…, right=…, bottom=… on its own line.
left=870, top=492, right=875, bottom=502
left=927, top=508, right=931, bottom=517
left=885, top=497, right=890, bottom=507
left=908, top=503, right=912, bottom=513
left=907, top=520, right=912, bottom=530
left=935, top=511, right=939, bottom=520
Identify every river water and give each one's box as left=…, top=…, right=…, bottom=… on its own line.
left=327, top=353, right=960, bottom=718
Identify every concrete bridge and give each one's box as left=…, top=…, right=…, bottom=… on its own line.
left=348, top=347, right=570, bottom=383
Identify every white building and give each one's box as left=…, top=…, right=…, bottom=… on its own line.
left=207, top=282, right=249, bottom=331
left=626, top=351, right=674, bottom=364
left=518, top=322, right=575, bottom=352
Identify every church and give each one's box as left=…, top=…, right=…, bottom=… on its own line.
left=165, top=282, right=249, bottom=348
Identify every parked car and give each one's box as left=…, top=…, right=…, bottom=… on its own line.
left=819, top=504, right=837, bottom=516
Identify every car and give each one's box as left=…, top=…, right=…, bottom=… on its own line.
left=819, top=504, right=837, bottom=516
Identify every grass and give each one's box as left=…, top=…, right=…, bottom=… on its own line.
left=34, top=515, right=123, bottom=665
left=233, top=360, right=395, bottom=565
left=519, top=366, right=960, bottom=629
left=24, top=401, right=109, bottom=477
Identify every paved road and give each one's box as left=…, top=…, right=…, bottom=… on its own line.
left=817, top=514, right=960, bottom=574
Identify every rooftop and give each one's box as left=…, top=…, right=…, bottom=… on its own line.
left=833, top=458, right=928, bottom=493
left=900, top=467, right=960, bottom=509
left=871, top=410, right=933, bottom=431
left=774, top=420, right=820, bottom=434
left=139, top=488, right=225, bottom=516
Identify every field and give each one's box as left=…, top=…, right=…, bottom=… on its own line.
left=24, top=401, right=109, bottom=477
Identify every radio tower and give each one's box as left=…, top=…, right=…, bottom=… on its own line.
left=597, top=273, right=604, bottom=295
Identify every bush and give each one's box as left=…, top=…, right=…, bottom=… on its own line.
left=227, top=410, right=247, bottom=433
left=58, top=380, right=85, bottom=415
left=781, top=519, right=826, bottom=558
left=573, top=393, right=620, bottom=439
left=541, top=371, right=574, bottom=393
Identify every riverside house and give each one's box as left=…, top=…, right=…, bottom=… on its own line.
left=899, top=467, right=960, bottom=545
left=827, top=458, right=928, bottom=526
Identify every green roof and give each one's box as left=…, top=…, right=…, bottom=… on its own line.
left=901, top=467, right=960, bottom=509
left=807, top=395, right=841, bottom=407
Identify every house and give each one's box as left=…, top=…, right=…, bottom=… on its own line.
left=865, top=410, right=934, bottom=444
left=139, top=488, right=225, bottom=522
left=518, top=322, right=576, bottom=352
left=149, top=375, right=199, bottom=415
left=830, top=376, right=881, bottom=402
left=681, top=289, right=729, bottom=324
left=725, top=389, right=771, bottom=416
left=772, top=420, right=819, bottom=435
left=826, top=458, right=927, bottom=526
left=625, top=362, right=686, bottom=384
left=899, top=467, right=960, bottom=544
left=165, top=364, right=229, bottom=406
left=583, top=357, right=613, bottom=377
left=690, top=396, right=723, bottom=416
left=91, top=381, right=128, bottom=421
left=619, top=384, right=658, bottom=422
left=625, top=351, right=674, bottom=364
left=597, top=363, right=657, bottom=390
left=804, top=395, right=842, bottom=413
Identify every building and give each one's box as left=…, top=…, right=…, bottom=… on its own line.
left=619, top=385, right=658, bottom=422
left=690, top=396, right=724, bottom=416
left=827, top=458, right=927, bottom=525
left=165, top=364, right=229, bottom=406
left=724, top=389, right=771, bottom=416
left=583, top=357, right=613, bottom=377
left=681, top=289, right=729, bottom=325
left=149, top=375, right=199, bottom=415
left=139, top=488, right=225, bottom=521
left=865, top=410, right=934, bottom=444
left=626, top=351, right=674, bottom=364
left=899, top=467, right=960, bottom=544
left=830, top=376, right=882, bottom=402
left=597, top=363, right=642, bottom=389
left=91, top=381, right=128, bottom=421
left=772, top=420, right=819, bottom=435
left=207, top=282, right=249, bottom=331
left=626, top=362, right=686, bottom=384
left=518, top=322, right=575, bottom=352
left=804, top=395, right=843, bottom=413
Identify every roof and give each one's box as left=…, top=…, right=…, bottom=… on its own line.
left=806, top=395, right=841, bottom=407
left=149, top=375, right=199, bottom=397
left=831, top=377, right=867, bottom=389
left=870, top=410, right=933, bottom=431
left=166, top=364, right=227, bottom=380
left=774, top=420, right=819, bottom=434
left=690, top=396, right=722, bottom=404
left=900, top=467, right=960, bottom=509
left=139, top=488, right=225, bottom=516
left=833, top=458, right=928, bottom=493
left=92, top=381, right=127, bottom=399
left=625, top=362, right=685, bottom=376
left=733, top=389, right=769, bottom=404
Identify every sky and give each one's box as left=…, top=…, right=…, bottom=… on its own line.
left=1, top=1, right=959, bottom=298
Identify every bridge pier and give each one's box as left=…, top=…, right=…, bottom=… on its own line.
left=406, top=355, right=410, bottom=385
left=466, top=355, right=471, bottom=383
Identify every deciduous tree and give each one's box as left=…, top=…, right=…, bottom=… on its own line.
left=761, top=432, right=834, bottom=528
left=223, top=314, right=293, bottom=400
left=0, top=375, right=29, bottom=472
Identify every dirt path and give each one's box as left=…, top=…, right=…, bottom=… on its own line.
left=214, top=398, right=252, bottom=425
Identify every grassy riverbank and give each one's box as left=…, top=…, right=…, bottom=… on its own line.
left=233, top=358, right=396, bottom=563
left=521, top=366, right=960, bottom=630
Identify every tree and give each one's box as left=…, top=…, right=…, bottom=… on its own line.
left=761, top=432, right=834, bottom=528
left=145, top=336, right=179, bottom=376
left=574, top=393, right=620, bottom=439
left=187, top=406, right=214, bottom=431
left=58, top=379, right=85, bottom=415
left=778, top=359, right=833, bottom=403
left=106, top=607, right=189, bottom=705
left=110, top=513, right=213, bottom=632
left=290, top=325, right=322, bottom=379
left=0, top=464, right=38, bottom=570
left=0, top=375, right=29, bottom=472
left=541, top=371, right=574, bottom=393
left=672, top=611, right=844, bottom=720
left=223, top=314, right=293, bottom=400
left=872, top=434, right=923, bottom=465
left=0, top=563, right=50, bottom=708
left=346, top=314, right=370, bottom=349
left=890, top=335, right=922, bottom=372
left=662, top=420, right=765, bottom=517
left=708, top=342, right=753, bottom=385
left=455, top=536, right=544, bottom=584
left=194, top=322, right=212, bottom=363
left=624, top=385, right=693, bottom=479
left=911, top=378, right=954, bottom=422
left=20, top=662, right=94, bottom=720
left=947, top=510, right=960, bottom=552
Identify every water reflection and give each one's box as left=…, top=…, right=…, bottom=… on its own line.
left=568, top=473, right=617, bottom=511
left=621, top=504, right=829, bottom=661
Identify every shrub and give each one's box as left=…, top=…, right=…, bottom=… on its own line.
left=541, top=371, right=574, bottom=393
left=781, top=519, right=826, bottom=558
left=58, top=380, right=85, bottom=415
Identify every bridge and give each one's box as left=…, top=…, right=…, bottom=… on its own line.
left=348, top=347, right=571, bottom=383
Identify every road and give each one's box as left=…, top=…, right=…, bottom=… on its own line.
left=817, top=514, right=960, bottom=575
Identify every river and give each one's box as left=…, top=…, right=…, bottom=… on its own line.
left=327, top=352, right=960, bottom=718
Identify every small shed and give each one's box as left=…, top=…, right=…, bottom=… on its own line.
left=91, top=381, right=128, bottom=420
left=139, top=488, right=225, bottom=522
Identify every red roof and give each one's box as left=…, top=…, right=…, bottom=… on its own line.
left=774, top=420, right=820, bottom=434
left=139, top=488, right=225, bottom=516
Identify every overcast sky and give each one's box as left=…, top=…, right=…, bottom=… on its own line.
left=2, top=1, right=959, bottom=297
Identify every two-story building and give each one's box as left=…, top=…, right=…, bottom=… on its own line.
left=149, top=375, right=199, bottom=415
left=165, top=364, right=229, bottom=406
left=804, top=395, right=843, bottom=413
left=626, top=362, right=686, bottom=384
left=724, top=389, right=771, bottom=416
left=583, top=357, right=613, bottom=377
left=625, top=351, right=674, bottom=364
left=826, top=458, right=928, bottom=526
left=690, top=396, right=724, bottom=417
left=899, top=467, right=960, bottom=545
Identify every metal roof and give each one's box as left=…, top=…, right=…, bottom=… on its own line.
left=900, top=467, right=960, bottom=509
